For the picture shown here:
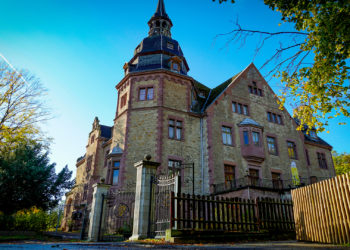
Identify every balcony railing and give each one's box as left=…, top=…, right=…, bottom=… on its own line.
left=212, top=176, right=332, bottom=194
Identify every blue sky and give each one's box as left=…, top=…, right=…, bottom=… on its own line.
left=1, top=0, right=349, bottom=175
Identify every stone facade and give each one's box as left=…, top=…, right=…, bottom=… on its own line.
left=61, top=0, right=335, bottom=231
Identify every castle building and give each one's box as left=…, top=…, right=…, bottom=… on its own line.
left=62, top=0, right=335, bottom=230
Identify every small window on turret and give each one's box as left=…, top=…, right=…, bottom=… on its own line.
left=172, top=63, right=179, bottom=72
left=167, top=42, right=174, bottom=50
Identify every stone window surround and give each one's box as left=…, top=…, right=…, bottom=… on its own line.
left=221, top=122, right=235, bottom=147
left=316, top=151, right=328, bottom=169
left=248, top=165, right=262, bottom=179
left=106, top=154, right=122, bottom=187
left=305, top=149, right=311, bottom=166
left=286, top=139, right=298, bottom=160
left=120, top=93, right=128, bottom=108
left=168, top=115, right=185, bottom=141
left=248, top=81, right=264, bottom=97
left=267, top=110, right=284, bottom=125
left=223, top=160, right=238, bottom=182
left=241, top=127, right=263, bottom=147
left=265, top=132, right=279, bottom=156
left=137, top=85, right=155, bottom=101
left=232, top=100, right=250, bottom=116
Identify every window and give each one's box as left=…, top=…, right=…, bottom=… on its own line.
left=248, top=82, right=263, bottom=96
left=310, top=130, right=317, bottom=139
left=221, top=126, right=233, bottom=145
left=224, top=165, right=235, bottom=189
left=90, top=135, right=95, bottom=144
left=243, top=105, right=249, bottom=115
left=120, top=94, right=127, bottom=108
left=243, top=131, right=249, bottom=145
left=86, top=156, right=92, bottom=172
left=267, top=136, right=277, bottom=155
left=139, top=87, right=154, bottom=101
left=167, top=42, right=174, bottom=50
left=310, top=176, right=318, bottom=184
left=82, top=184, right=88, bottom=201
left=112, top=161, right=120, bottom=185
left=317, top=152, right=328, bottom=169
left=168, top=159, right=181, bottom=175
left=169, top=119, right=183, bottom=140
left=267, top=111, right=283, bottom=124
left=252, top=132, right=260, bottom=146
left=249, top=169, right=259, bottom=186
left=287, top=141, right=297, bottom=159
left=272, top=172, right=283, bottom=189
left=232, top=101, right=249, bottom=116
left=232, top=102, right=237, bottom=113
left=104, top=150, right=109, bottom=167
left=172, top=63, right=179, bottom=72
left=306, top=149, right=310, bottom=165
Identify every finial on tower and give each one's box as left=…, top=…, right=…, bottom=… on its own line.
left=148, top=0, right=173, bottom=37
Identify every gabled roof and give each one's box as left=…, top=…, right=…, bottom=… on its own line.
left=203, top=73, right=241, bottom=110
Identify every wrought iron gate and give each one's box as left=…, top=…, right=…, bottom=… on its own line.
left=149, top=173, right=179, bottom=238
left=100, top=190, right=135, bottom=241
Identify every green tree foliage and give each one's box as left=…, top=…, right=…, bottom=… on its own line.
left=0, top=62, right=50, bottom=150
left=0, top=142, right=74, bottom=214
left=332, top=151, right=350, bottom=175
left=213, top=0, right=350, bottom=132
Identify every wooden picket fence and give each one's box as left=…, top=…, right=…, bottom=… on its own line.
left=291, top=173, right=350, bottom=244
left=170, top=192, right=294, bottom=232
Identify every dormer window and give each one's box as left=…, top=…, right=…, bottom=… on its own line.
left=310, top=130, right=317, bottom=139
left=172, top=63, right=180, bottom=72
left=167, top=42, right=174, bottom=50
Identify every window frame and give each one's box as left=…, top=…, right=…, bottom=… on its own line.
left=267, top=136, right=278, bottom=155
left=252, top=131, right=260, bottom=147
left=168, top=118, right=184, bottom=141
left=317, top=152, right=328, bottom=169
left=120, top=93, right=127, bottom=108
left=224, top=164, right=235, bottom=189
left=287, top=141, right=298, bottom=159
left=138, top=86, right=154, bottom=101
left=267, top=111, right=283, bottom=125
left=221, top=126, right=233, bottom=146
left=111, top=161, right=120, bottom=186
left=232, top=101, right=249, bottom=116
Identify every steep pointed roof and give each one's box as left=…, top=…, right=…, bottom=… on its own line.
left=153, top=0, right=168, bottom=19
left=149, top=0, right=171, bottom=23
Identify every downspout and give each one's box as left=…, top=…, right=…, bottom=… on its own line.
left=200, top=117, right=204, bottom=194
left=200, top=90, right=212, bottom=195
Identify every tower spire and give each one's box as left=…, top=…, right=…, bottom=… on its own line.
left=148, top=0, right=173, bottom=37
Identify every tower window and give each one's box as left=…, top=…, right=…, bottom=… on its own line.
left=172, top=63, right=180, bottom=72
left=169, top=119, right=183, bottom=140
left=156, top=21, right=160, bottom=27
left=112, top=161, right=120, bottom=185
left=120, top=93, right=127, bottom=108
left=167, top=42, right=174, bottom=50
left=139, top=87, right=154, bottom=101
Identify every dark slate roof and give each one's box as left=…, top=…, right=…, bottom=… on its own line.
left=239, top=118, right=263, bottom=127
left=294, top=118, right=332, bottom=148
left=203, top=73, right=240, bottom=110
left=153, top=0, right=169, bottom=20
left=134, top=35, right=184, bottom=58
left=100, top=125, right=112, bottom=139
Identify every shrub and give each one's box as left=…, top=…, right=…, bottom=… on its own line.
left=0, top=207, right=61, bottom=232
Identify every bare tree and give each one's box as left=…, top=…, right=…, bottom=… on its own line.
left=0, top=61, right=51, bottom=149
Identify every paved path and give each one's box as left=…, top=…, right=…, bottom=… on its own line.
left=0, top=241, right=348, bottom=249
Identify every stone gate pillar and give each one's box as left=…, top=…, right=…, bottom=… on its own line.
left=88, top=182, right=110, bottom=241
left=129, top=157, right=160, bottom=241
